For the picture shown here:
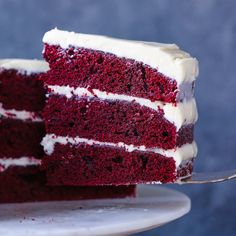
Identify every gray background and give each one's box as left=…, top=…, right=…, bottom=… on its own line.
left=0, top=0, right=236, bottom=235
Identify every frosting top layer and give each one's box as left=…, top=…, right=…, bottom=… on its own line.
left=43, top=28, right=199, bottom=85
left=0, top=59, right=49, bottom=75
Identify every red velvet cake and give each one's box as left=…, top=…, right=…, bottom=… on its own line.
left=0, top=164, right=135, bottom=203
left=0, top=59, right=47, bottom=159
left=41, top=29, right=198, bottom=186
left=0, top=59, right=135, bottom=202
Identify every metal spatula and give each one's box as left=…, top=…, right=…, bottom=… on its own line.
left=181, top=169, right=236, bottom=184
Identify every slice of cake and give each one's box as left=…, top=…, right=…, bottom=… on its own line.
left=41, top=29, right=198, bottom=186
left=0, top=59, right=47, bottom=202
left=0, top=59, right=135, bottom=202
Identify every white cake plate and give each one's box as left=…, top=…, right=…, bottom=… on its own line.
left=0, top=185, right=190, bottom=236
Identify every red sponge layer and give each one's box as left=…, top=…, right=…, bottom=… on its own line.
left=43, top=96, right=193, bottom=150
left=41, top=143, right=193, bottom=186
left=0, top=165, right=136, bottom=203
left=0, top=118, right=45, bottom=158
left=0, top=69, right=46, bottom=111
left=42, top=44, right=178, bottom=103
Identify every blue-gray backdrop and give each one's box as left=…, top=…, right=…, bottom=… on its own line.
left=1, top=0, right=236, bottom=235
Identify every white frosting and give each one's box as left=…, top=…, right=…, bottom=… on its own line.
left=0, top=103, right=42, bottom=122
left=41, top=134, right=197, bottom=167
left=48, top=85, right=198, bottom=130
left=0, top=59, right=49, bottom=75
left=43, top=28, right=198, bottom=85
left=0, top=157, right=41, bottom=172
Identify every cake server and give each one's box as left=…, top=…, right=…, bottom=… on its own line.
left=181, top=169, right=236, bottom=184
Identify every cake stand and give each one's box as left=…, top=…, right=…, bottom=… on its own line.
left=0, top=185, right=190, bottom=236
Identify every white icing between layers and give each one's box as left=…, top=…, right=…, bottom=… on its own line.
left=43, top=28, right=199, bottom=85
left=0, top=157, right=41, bottom=172
left=0, top=59, right=49, bottom=75
left=41, top=134, right=198, bottom=167
left=48, top=85, right=198, bottom=130
left=0, top=103, right=42, bottom=122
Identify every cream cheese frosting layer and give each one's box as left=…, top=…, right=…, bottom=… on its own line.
left=0, top=59, right=49, bottom=75
left=43, top=28, right=198, bottom=85
left=41, top=134, right=198, bottom=167
left=0, top=103, right=43, bottom=122
left=48, top=85, right=198, bottom=130
left=0, top=157, right=41, bottom=172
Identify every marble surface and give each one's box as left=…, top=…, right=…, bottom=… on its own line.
left=0, top=0, right=236, bottom=235
left=0, top=186, right=190, bottom=236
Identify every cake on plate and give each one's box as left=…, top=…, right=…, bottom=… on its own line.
left=0, top=59, right=135, bottom=202
left=41, top=28, right=198, bottom=186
